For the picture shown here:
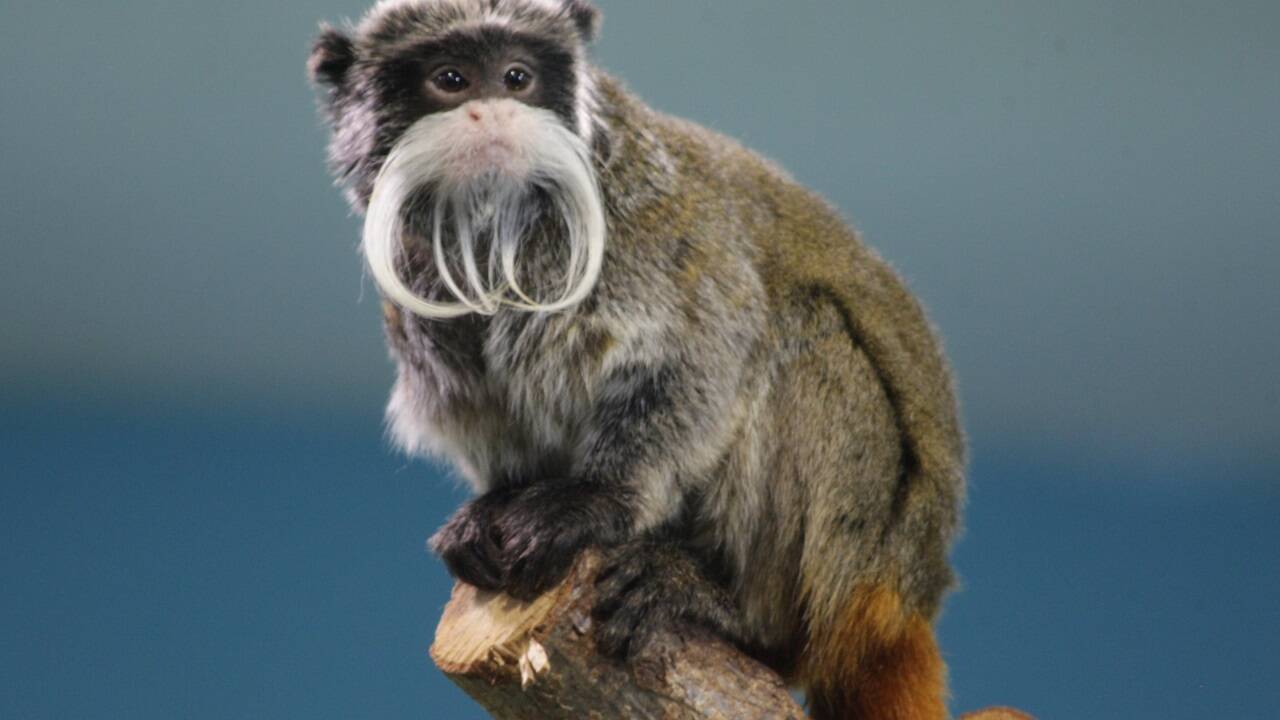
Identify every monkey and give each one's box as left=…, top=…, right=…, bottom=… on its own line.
left=308, top=2, right=965, bottom=718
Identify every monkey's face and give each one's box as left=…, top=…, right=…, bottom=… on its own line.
left=310, top=0, right=605, bottom=319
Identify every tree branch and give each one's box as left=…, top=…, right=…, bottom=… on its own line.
left=429, top=552, right=1034, bottom=720
left=430, top=552, right=805, bottom=719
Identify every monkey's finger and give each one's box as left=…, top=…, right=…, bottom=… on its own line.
left=441, top=540, right=507, bottom=591
left=507, top=544, right=576, bottom=602
left=594, top=543, right=649, bottom=584
left=593, top=558, right=649, bottom=618
left=595, top=592, right=658, bottom=660
left=482, top=522, right=507, bottom=564
left=594, top=608, right=635, bottom=659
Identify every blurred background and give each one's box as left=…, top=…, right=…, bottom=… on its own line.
left=2, top=1, right=1277, bottom=718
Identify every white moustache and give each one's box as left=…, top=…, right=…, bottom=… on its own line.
left=363, top=99, right=606, bottom=319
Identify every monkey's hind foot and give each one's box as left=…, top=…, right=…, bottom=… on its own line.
left=592, top=541, right=743, bottom=660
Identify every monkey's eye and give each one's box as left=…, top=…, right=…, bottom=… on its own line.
left=432, top=68, right=470, bottom=93
left=503, top=67, right=533, bottom=92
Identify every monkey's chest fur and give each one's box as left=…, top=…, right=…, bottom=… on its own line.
left=382, top=300, right=615, bottom=491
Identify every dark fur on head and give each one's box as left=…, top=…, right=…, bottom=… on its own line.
left=308, top=0, right=602, bottom=210
left=309, top=25, right=357, bottom=88
left=564, top=0, right=602, bottom=40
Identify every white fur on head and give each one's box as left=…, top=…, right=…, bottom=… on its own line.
left=363, top=99, right=606, bottom=319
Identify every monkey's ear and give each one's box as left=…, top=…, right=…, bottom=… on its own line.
left=309, top=25, right=356, bottom=89
left=566, top=0, right=602, bottom=43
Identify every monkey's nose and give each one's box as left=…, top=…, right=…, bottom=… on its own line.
left=463, top=100, right=520, bottom=128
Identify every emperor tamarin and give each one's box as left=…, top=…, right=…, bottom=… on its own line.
left=309, top=2, right=965, bottom=718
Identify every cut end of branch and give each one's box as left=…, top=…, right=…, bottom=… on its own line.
left=430, top=566, right=577, bottom=680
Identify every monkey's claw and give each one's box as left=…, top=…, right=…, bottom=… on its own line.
left=592, top=542, right=743, bottom=660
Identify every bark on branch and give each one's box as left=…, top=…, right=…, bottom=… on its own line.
left=429, top=553, right=1032, bottom=720
left=430, top=552, right=804, bottom=719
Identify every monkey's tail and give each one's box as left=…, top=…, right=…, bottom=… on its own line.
left=801, top=585, right=948, bottom=720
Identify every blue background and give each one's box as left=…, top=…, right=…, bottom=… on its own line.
left=2, top=1, right=1277, bottom=718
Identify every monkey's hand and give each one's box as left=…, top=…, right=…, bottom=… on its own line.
left=431, top=482, right=633, bottom=602
left=429, top=485, right=521, bottom=592
left=593, top=541, right=745, bottom=660
left=485, top=481, right=633, bottom=602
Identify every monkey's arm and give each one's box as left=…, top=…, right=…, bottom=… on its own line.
left=573, top=361, right=714, bottom=530
left=434, top=349, right=741, bottom=602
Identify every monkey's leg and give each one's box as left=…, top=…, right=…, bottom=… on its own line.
left=776, top=300, right=949, bottom=720
left=803, top=585, right=947, bottom=720
left=592, top=540, right=745, bottom=659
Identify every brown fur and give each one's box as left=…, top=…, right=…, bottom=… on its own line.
left=804, top=585, right=948, bottom=720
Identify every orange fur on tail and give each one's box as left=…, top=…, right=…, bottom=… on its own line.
left=804, top=585, right=947, bottom=720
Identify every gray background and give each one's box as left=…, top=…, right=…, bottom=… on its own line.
left=2, top=2, right=1278, bottom=719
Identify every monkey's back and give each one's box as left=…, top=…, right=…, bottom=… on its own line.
left=597, top=77, right=965, bottom=677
